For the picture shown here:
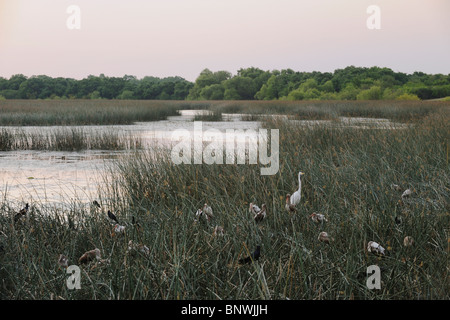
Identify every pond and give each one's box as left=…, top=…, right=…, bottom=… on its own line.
left=0, top=110, right=261, bottom=207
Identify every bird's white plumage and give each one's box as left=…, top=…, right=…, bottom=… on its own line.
left=290, top=172, right=304, bottom=206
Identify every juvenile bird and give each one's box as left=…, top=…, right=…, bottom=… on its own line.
left=310, top=212, right=328, bottom=224
left=202, top=203, right=214, bottom=221
left=318, top=231, right=333, bottom=244
left=78, top=248, right=101, bottom=264
left=367, top=241, right=385, bottom=256
left=58, top=254, right=69, bottom=269
left=238, top=245, right=261, bottom=265
left=249, top=203, right=261, bottom=215
left=253, top=204, right=267, bottom=223
left=401, top=189, right=412, bottom=199
left=93, top=200, right=101, bottom=208
left=285, top=194, right=297, bottom=213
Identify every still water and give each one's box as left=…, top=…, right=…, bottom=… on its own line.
left=0, top=110, right=260, bottom=206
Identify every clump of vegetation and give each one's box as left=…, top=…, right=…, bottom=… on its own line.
left=0, top=100, right=182, bottom=126
left=0, top=127, right=142, bottom=151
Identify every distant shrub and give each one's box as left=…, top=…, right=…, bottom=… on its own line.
left=395, top=93, right=420, bottom=100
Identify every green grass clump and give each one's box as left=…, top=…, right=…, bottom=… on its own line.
left=0, top=128, right=142, bottom=151
left=0, top=100, right=182, bottom=126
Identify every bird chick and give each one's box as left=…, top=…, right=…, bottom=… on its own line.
left=367, top=241, right=385, bottom=256
left=79, top=248, right=101, bottom=264
left=285, top=194, right=296, bottom=213
left=403, top=236, right=414, bottom=247
left=310, top=212, right=328, bottom=223
left=213, top=226, right=224, bottom=237
left=253, top=204, right=267, bottom=223
left=112, top=224, right=125, bottom=235
left=318, top=231, right=333, bottom=244
left=58, top=254, right=69, bottom=269
left=202, top=203, right=214, bottom=221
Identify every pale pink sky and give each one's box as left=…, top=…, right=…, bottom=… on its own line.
left=1, top=0, right=449, bottom=81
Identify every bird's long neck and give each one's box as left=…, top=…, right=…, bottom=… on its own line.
left=298, top=174, right=302, bottom=192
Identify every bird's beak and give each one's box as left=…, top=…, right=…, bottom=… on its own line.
left=300, top=172, right=305, bottom=175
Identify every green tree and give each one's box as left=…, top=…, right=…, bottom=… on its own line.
left=199, top=84, right=225, bottom=100
left=356, top=85, right=383, bottom=100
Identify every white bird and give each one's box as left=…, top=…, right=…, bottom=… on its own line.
left=290, top=171, right=305, bottom=207
left=253, top=204, right=267, bottom=223
left=367, top=241, right=385, bottom=256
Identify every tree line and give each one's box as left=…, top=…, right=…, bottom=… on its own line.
left=1, top=66, right=449, bottom=101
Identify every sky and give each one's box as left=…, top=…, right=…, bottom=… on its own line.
left=0, top=0, right=449, bottom=81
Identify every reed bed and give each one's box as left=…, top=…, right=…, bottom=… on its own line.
left=0, top=100, right=183, bottom=126
left=1, top=100, right=448, bottom=126
left=1, top=105, right=448, bottom=300
left=0, top=127, right=142, bottom=151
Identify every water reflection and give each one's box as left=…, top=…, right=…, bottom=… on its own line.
left=0, top=110, right=261, bottom=206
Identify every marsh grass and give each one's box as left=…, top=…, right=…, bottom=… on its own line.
left=193, top=109, right=223, bottom=121
left=1, top=105, right=448, bottom=300
left=0, top=100, right=183, bottom=126
left=0, top=127, right=142, bottom=151
left=1, top=100, right=448, bottom=127
left=184, top=100, right=450, bottom=123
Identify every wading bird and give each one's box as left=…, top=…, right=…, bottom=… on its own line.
left=238, top=245, right=261, bottom=265
left=290, top=172, right=304, bottom=208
